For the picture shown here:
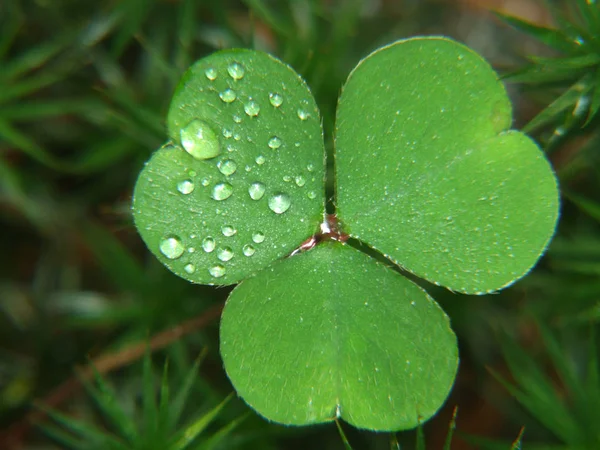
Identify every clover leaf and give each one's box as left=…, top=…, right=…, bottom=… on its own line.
left=132, top=37, right=559, bottom=431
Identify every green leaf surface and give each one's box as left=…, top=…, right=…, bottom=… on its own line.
left=133, top=49, right=325, bottom=285
left=335, top=37, right=559, bottom=294
left=220, top=241, right=458, bottom=431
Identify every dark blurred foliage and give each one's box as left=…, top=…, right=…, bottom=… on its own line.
left=1, top=0, right=599, bottom=449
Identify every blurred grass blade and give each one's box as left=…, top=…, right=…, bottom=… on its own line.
left=111, top=0, right=155, bottom=58
left=169, top=350, right=208, bottom=431
left=38, top=422, right=90, bottom=449
left=415, top=421, right=425, bottom=450
left=79, top=220, right=146, bottom=293
left=168, top=393, right=233, bottom=450
left=37, top=403, right=127, bottom=448
left=510, top=427, right=524, bottom=450
left=244, top=0, right=294, bottom=40
left=528, top=53, right=600, bottom=70
left=335, top=419, right=354, bottom=450
left=523, top=75, right=592, bottom=133
left=0, top=71, right=68, bottom=103
left=564, top=190, right=600, bottom=223
left=0, top=118, right=63, bottom=169
left=142, top=348, right=159, bottom=440
left=0, top=98, right=104, bottom=120
left=497, top=13, right=579, bottom=53
left=0, top=1, right=23, bottom=58
left=175, top=0, right=196, bottom=70
left=193, top=412, right=249, bottom=450
left=82, top=366, right=139, bottom=444
left=443, top=407, right=458, bottom=450
left=502, top=65, right=584, bottom=84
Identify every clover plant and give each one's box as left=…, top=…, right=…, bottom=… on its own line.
left=132, top=37, right=559, bottom=431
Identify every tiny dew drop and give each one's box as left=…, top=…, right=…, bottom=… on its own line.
left=184, top=263, right=196, bottom=274
left=248, top=182, right=266, bottom=200
left=212, top=182, right=233, bottom=201
left=307, top=190, right=317, bottom=199
left=219, top=89, right=237, bottom=103
left=177, top=179, right=195, bottom=194
left=222, top=128, right=233, bottom=138
left=295, top=175, right=306, bottom=187
left=201, top=177, right=210, bottom=187
left=255, top=155, right=266, bottom=165
left=189, top=170, right=197, bottom=177
left=243, top=244, right=256, bottom=257
left=227, top=62, right=245, bottom=80
left=202, top=237, right=216, bottom=253
left=159, top=237, right=184, bottom=259
left=221, top=225, right=237, bottom=237
left=307, top=163, right=314, bottom=172
left=217, top=247, right=234, bottom=262
left=209, top=265, right=226, bottom=278
left=233, top=114, right=242, bottom=123
left=269, top=93, right=283, bottom=107
left=252, top=231, right=265, bottom=244
left=180, top=119, right=220, bottom=160
left=244, top=101, right=260, bottom=117
left=297, top=109, right=309, bottom=120
left=268, top=136, right=282, bottom=149
left=204, top=67, right=217, bottom=80
left=283, top=175, right=291, bottom=182
left=218, top=159, right=237, bottom=176
left=268, top=193, right=291, bottom=214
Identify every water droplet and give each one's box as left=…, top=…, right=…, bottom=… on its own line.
left=233, top=133, right=241, bottom=140
left=189, top=170, right=197, bottom=177
left=205, top=67, right=217, bottom=80
left=221, top=225, right=237, bottom=237
left=159, top=237, right=184, bottom=259
left=233, top=114, right=242, bottom=123
left=244, top=100, right=260, bottom=117
left=307, top=191, right=317, bottom=199
left=188, top=247, right=195, bottom=253
left=243, top=244, right=256, bottom=257
left=201, top=177, right=210, bottom=187
left=252, top=231, right=265, bottom=243
left=177, top=179, right=195, bottom=195
left=295, top=175, right=306, bottom=187
left=209, top=265, right=226, bottom=278
left=245, top=165, right=252, bottom=172
left=268, top=136, right=282, bottom=149
left=222, top=128, right=233, bottom=138
left=269, top=93, right=283, bottom=107
left=227, top=62, right=245, bottom=80
left=184, top=263, right=196, bottom=274
left=248, top=182, right=265, bottom=200
left=217, top=247, right=234, bottom=262
left=212, top=182, right=233, bottom=201
left=255, top=155, right=265, bottom=165
left=219, top=89, right=236, bottom=103
left=217, top=159, right=237, bottom=176
left=268, top=193, right=291, bottom=214
left=283, top=175, right=291, bottom=182
left=297, top=109, right=309, bottom=120
left=202, top=237, right=215, bottom=252
left=180, top=119, right=220, bottom=160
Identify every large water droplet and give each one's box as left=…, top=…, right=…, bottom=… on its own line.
left=205, top=67, right=217, bottom=80
left=269, top=93, right=283, bottom=107
left=177, top=179, right=195, bottom=195
left=212, top=182, right=233, bottom=201
left=252, top=231, right=265, bottom=244
left=307, top=191, right=317, bottom=199
left=184, top=263, right=196, bottom=274
left=268, top=193, right=291, bottom=214
left=297, top=109, right=309, bottom=120
left=180, top=120, right=220, bottom=160
left=243, top=244, right=256, bottom=257
left=255, top=155, right=266, bottom=165
left=209, top=265, right=226, bottom=278
left=202, top=237, right=215, bottom=253
left=268, top=136, right=282, bottom=149
left=248, top=182, right=266, bottom=200
left=217, top=247, right=234, bottom=262
left=221, top=225, right=237, bottom=237
left=219, top=89, right=237, bottom=103
left=227, top=62, right=245, bottom=80
left=244, top=100, right=260, bottom=117
left=218, top=159, right=237, bottom=176
left=295, top=175, right=306, bottom=187
left=159, top=237, right=184, bottom=259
